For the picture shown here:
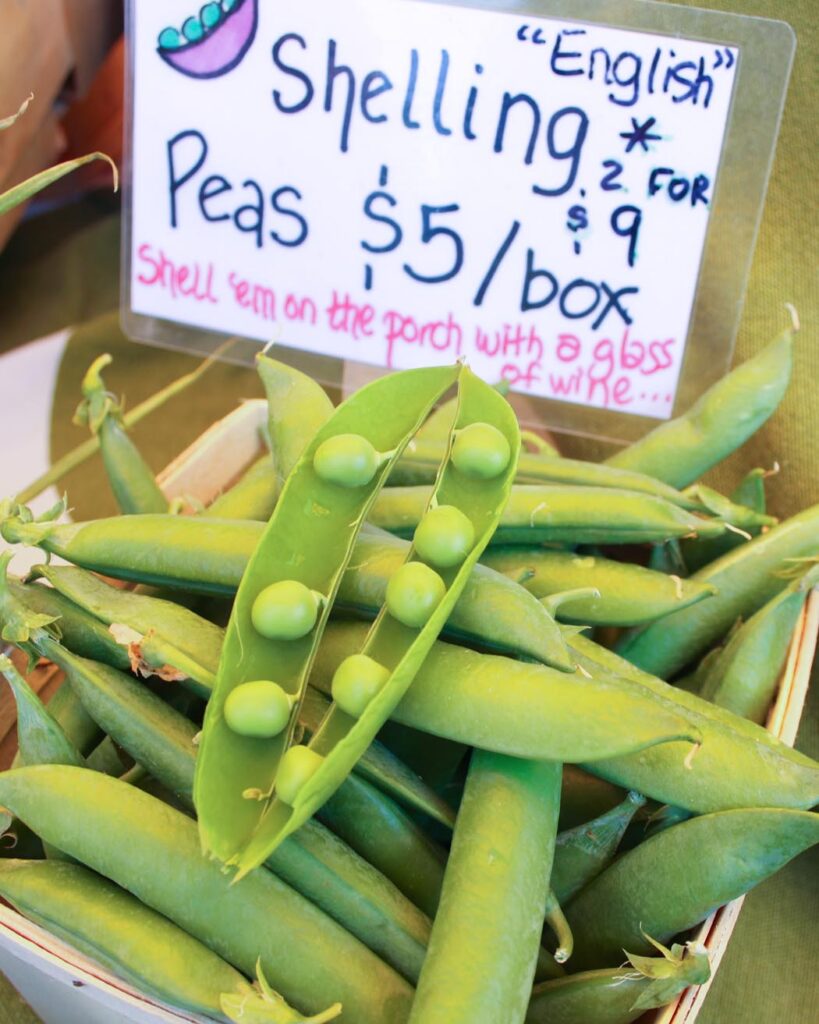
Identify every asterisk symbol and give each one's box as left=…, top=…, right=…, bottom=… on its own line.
left=620, top=116, right=662, bottom=153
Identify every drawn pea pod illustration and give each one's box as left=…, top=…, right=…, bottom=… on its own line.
left=157, top=0, right=259, bottom=80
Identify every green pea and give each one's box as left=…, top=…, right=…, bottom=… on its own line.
left=251, top=580, right=319, bottom=640
left=222, top=0, right=238, bottom=10
left=158, top=27, right=183, bottom=49
left=332, top=655, right=390, bottom=718
left=451, top=422, right=511, bottom=479
left=200, top=3, right=222, bottom=29
left=314, top=434, right=380, bottom=488
left=277, top=746, right=324, bottom=806
left=386, top=562, right=447, bottom=628
left=181, top=17, right=204, bottom=42
left=413, top=505, right=475, bottom=569
left=224, top=681, right=292, bottom=739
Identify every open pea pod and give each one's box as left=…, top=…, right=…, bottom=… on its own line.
left=194, top=364, right=460, bottom=864
left=235, top=367, right=520, bottom=876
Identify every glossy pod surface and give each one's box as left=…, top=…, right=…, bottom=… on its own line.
left=0, top=766, right=414, bottom=1023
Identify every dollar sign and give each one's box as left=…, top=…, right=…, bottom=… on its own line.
left=361, top=166, right=403, bottom=290
left=566, top=204, right=588, bottom=255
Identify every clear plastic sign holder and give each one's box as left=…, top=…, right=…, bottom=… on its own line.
left=121, top=0, right=794, bottom=442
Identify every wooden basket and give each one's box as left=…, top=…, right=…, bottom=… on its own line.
left=0, top=399, right=816, bottom=1023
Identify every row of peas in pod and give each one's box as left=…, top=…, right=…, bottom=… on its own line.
left=0, top=318, right=817, bottom=1024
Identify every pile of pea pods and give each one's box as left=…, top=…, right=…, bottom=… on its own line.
left=0, top=321, right=817, bottom=1024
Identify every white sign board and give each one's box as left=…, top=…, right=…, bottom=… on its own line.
left=124, top=0, right=792, bottom=435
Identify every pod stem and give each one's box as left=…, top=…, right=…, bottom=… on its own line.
left=544, top=889, right=574, bottom=964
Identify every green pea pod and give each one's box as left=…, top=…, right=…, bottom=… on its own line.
left=84, top=734, right=128, bottom=777
left=565, top=807, right=819, bottom=971
left=0, top=766, right=413, bottom=1023
left=235, top=369, right=522, bottom=874
left=73, top=354, right=168, bottom=515
left=196, top=365, right=460, bottom=865
left=0, top=507, right=261, bottom=593
left=698, top=562, right=819, bottom=722
left=204, top=452, right=278, bottom=521
left=256, top=353, right=335, bottom=493
left=315, top=771, right=446, bottom=919
left=550, top=791, right=645, bottom=905
left=0, top=512, right=573, bottom=670
left=370, top=485, right=725, bottom=545
left=616, top=503, right=819, bottom=678
left=0, top=655, right=83, bottom=769
left=567, top=632, right=819, bottom=812
left=647, top=537, right=688, bottom=577
left=32, top=562, right=223, bottom=699
left=682, top=467, right=770, bottom=573
left=32, top=676, right=102, bottom=757
left=526, top=941, right=711, bottom=1024
left=396, top=440, right=706, bottom=509
left=310, top=621, right=701, bottom=762
left=605, top=327, right=793, bottom=486
left=411, top=754, right=560, bottom=1024
left=480, top=548, right=716, bottom=626
left=0, top=858, right=265, bottom=1020
left=36, top=633, right=199, bottom=802
left=21, top=633, right=431, bottom=982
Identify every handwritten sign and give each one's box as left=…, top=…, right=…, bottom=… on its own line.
left=127, top=0, right=745, bottom=422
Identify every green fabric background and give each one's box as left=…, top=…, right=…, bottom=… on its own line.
left=0, top=1, right=815, bottom=1021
